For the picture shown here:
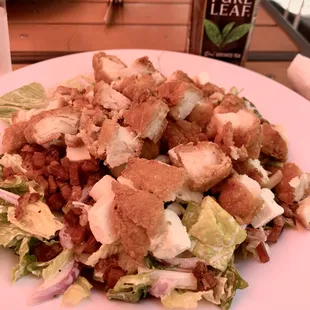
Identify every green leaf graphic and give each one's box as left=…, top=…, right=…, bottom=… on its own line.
left=204, top=19, right=222, bottom=48
left=222, top=22, right=235, bottom=41
left=224, top=23, right=251, bottom=45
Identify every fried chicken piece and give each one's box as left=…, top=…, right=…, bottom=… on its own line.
left=97, top=119, right=142, bottom=168
left=93, top=52, right=127, bottom=83
left=121, top=158, right=188, bottom=201
left=275, top=162, right=310, bottom=204
left=23, top=107, right=80, bottom=145
left=123, top=97, right=169, bottom=143
left=158, top=80, right=203, bottom=120
left=201, top=82, right=225, bottom=97
left=167, top=70, right=195, bottom=84
left=2, top=121, right=28, bottom=153
left=112, top=183, right=164, bottom=261
left=261, top=123, right=288, bottom=162
left=12, top=109, right=45, bottom=124
left=162, top=119, right=208, bottom=149
left=112, top=74, right=157, bottom=103
left=168, top=142, right=232, bottom=192
left=214, top=93, right=245, bottom=113
left=218, top=174, right=263, bottom=224
left=66, top=145, right=91, bottom=162
left=187, top=98, right=214, bottom=129
left=141, top=139, right=160, bottom=160
left=93, top=81, right=131, bottom=112
left=120, top=56, right=166, bottom=85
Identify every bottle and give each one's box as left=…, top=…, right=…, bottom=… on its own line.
left=0, top=0, right=12, bottom=77
left=189, top=0, right=260, bottom=66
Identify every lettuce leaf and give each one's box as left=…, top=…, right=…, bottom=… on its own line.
left=0, top=154, right=27, bottom=174
left=0, top=221, right=28, bottom=248
left=42, top=249, right=73, bottom=280
left=107, top=274, right=150, bottom=303
left=62, top=276, right=93, bottom=306
left=0, top=176, right=29, bottom=195
left=7, top=201, right=64, bottom=239
left=161, top=290, right=205, bottom=309
left=60, top=75, right=94, bottom=91
left=182, top=197, right=246, bottom=271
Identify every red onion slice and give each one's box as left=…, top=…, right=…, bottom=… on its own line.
left=0, top=188, right=19, bottom=205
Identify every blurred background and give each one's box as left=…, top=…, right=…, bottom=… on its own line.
left=5, top=0, right=310, bottom=89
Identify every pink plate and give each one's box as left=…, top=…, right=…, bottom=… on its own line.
left=0, top=50, right=309, bottom=310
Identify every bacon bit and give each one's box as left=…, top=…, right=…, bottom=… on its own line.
left=60, top=183, right=72, bottom=201
left=60, top=157, right=71, bottom=172
left=70, top=186, right=82, bottom=201
left=35, top=175, right=49, bottom=191
left=33, top=242, right=63, bottom=262
left=95, top=255, right=126, bottom=290
left=47, top=161, right=69, bottom=181
left=267, top=216, right=285, bottom=243
left=69, top=162, right=81, bottom=186
left=75, top=234, right=100, bottom=254
left=86, top=172, right=101, bottom=187
left=192, top=262, right=217, bottom=291
left=63, top=210, right=88, bottom=245
left=47, top=193, right=66, bottom=211
left=44, top=145, right=62, bottom=164
left=48, top=175, right=57, bottom=194
left=81, top=160, right=99, bottom=173
left=15, top=192, right=41, bottom=220
left=256, top=242, right=270, bottom=263
left=2, top=167, right=14, bottom=179
left=33, top=152, right=46, bottom=169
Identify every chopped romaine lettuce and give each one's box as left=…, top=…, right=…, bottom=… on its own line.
left=42, top=249, right=74, bottom=280
left=62, top=276, right=93, bottom=306
left=161, top=290, right=205, bottom=309
left=0, top=176, right=28, bottom=195
left=0, top=83, right=47, bottom=121
left=0, top=221, right=28, bottom=248
left=182, top=197, right=246, bottom=271
left=59, top=75, right=95, bottom=91
left=107, top=274, right=150, bottom=303
left=144, top=253, right=177, bottom=270
left=0, top=154, right=27, bottom=174
left=243, top=97, right=268, bottom=123
left=7, top=201, right=64, bottom=239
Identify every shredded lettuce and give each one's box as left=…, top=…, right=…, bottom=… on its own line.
left=62, top=276, right=93, bottom=306
left=59, top=75, right=94, bottom=91
left=0, top=82, right=47, bottom=121
left=161, top=290, right=205, bottom=309
left=42, top=249, right=74, bottom=280
left=0, top=221, right=28, bottom=248
left=107, top=274, right=150, bottom=303
left=0, top=154, right=27, bottom=174
left=0, top=176, right=29, bottom=195
left=182, top=197, right=246, bottom=271
left=7, top=201, right=64, bottom=239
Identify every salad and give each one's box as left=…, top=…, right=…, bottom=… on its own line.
left=0, top=52, right=309, bottom=309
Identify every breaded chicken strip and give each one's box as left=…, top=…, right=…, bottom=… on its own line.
left=167, top=70, right=195, bottom=84
left=2, top=121, right=28, bottom=153
left=92, top=52, right=127, bottom=83
left=158, top=80, right=203, bottom=120
left=112, top=183, right=164, bottom=261
left=162, top=119, right=208, bottom=150
left=168, top=142, right=232, bottom=192
left=120, top=56, right=166, bottom=85
left=214, top=93, right=245, bottom=114
left=200, top=82, right=225, bottom=97
left=112, top=74, right=157, bottom=103
left=187, top=98, right=214, bottom=129
left=141, top=139, right=160, bottom=160
left=218, top=174, right=263, bottom=224
left=275, top=163, right=310, bottom=204
left=123, top=97, right=169, bottom=143
left=98, top=119, right=142, bottom=168
left=261, top=123, right=288, bottom=162
left=121, top=158, right=188, bottom=201
left=24, top=107, right=80, bottom=145
left=93, top=81, right=131, bottom=112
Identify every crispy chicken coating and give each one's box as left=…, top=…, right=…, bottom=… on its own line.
left=218, top=174, right=263, bottom=224
left=24, top=107, right=80, bottom=145
left=141, top=139, right=160, bottom=160
left=97, top=119, right=142, bottom=168
left=112, top=74, right=157, bottom=103
left=261, top=123, right=288, bottom=162
left=121, top=158, right=188, bottom=201
left=112, top=183, right=164, bottom=261
left=123, top=96, right=169, bottom=143
left=93, top=81, right=131, bottom=112
left=168, top=141, right=232, bottom=192
left=187, top=98, right=214, bottom=129
left=92, top=52, right=127, bottom=83
left=214, top=93, right=245, bottom=114
left=200, top=82, right=225, bottom=97
left=158, top=80, right=203, bottom=120
left=167, top=70, right=195, bottom=84
left=2, top=121, right=28, bottom=153
left=162, top=119, right=208, bottom=150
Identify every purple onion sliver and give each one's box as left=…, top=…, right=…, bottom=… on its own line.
left=0, top=188, right=19, bottom=205
left=29, top=261, right=80, bottom=305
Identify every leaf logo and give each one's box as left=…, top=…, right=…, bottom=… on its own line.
left=204, top=20, right=251, bottom=49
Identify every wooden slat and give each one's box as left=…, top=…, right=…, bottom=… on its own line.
left=70, top=0, right=192, bottom=3
left=9, top=24, right=188, bottom=52
left=256, top=6, right=276, bottom=26
left=250, top=26, right=299, bottom=52
left=8, top=2, right=191, bottom=25
left=12, top=64, right=28, bottom=71
left=245, top=61, right=292, bottom=88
